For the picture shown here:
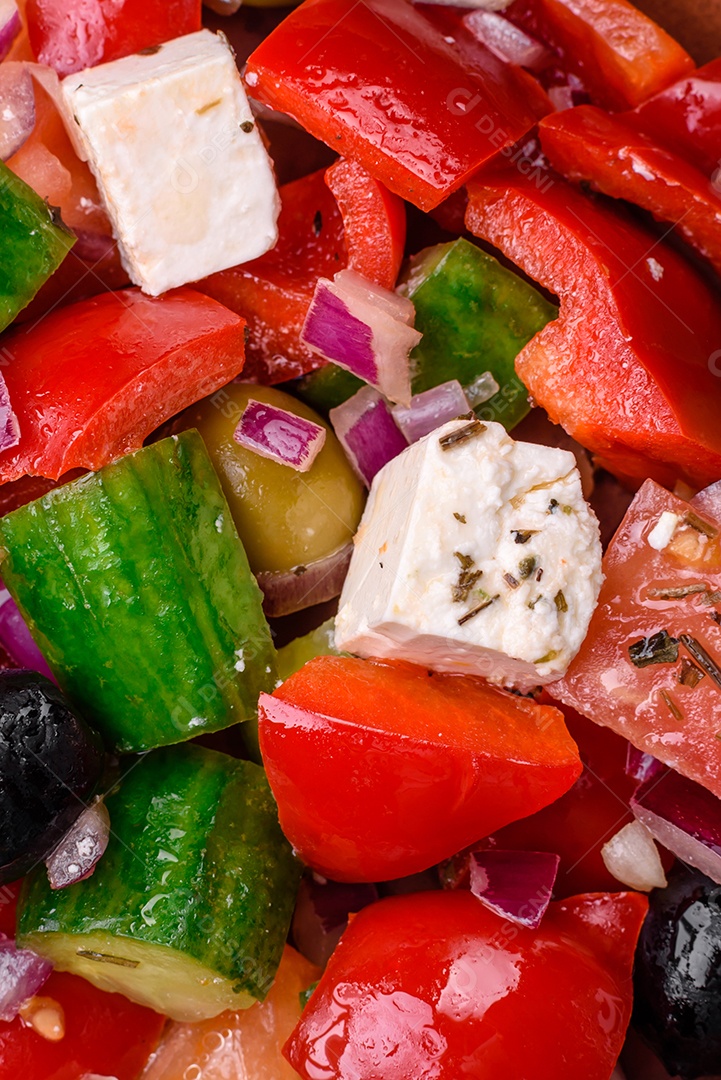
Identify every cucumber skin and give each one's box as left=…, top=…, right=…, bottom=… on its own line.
left=0, top=431, right=277, bottom=754
left=18, top=744, right=301, bottom=1003
left=405, top=237, right=558, bottom=430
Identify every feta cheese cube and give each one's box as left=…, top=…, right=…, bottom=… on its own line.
left=61, top=30, right=280, bottom=296
left=335, top=418, right=603, bottom=691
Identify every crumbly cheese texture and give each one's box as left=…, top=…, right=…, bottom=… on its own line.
left=61, top=30, right=279, bottom=296
left=335, top=418, right=603, bottom=690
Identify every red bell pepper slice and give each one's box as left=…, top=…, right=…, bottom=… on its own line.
left=197, top=159, right=406, bottom=384
left=25, top=0, right=202, bottom=76
left=539, top=105, right=721, bottom=276
left=465, top=165, right=721, bottom=489
left=245, top=0, right=550, bottom=211
left=259, top=655, right=581, bottom=883
left=443, top=702, right=641, bottom=898
left=505, top=0, right=693, bottom=110
left=284, top=889, right=647, bottom=1080
left=631, top=59, right=721, bottom=180
left=0, top=287, right=246, bottom=483
left=0, top=970, right=165, bottom=1080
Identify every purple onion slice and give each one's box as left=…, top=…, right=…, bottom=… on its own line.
left=0, top=580, right=54, bottom=677
left=256, top=542, right=353, bottom=618
left=469, top=849, right=559, bottom=928
left=392, top=380, right=471, bottom=443
left=330, top=386, right=408, bottom=488
left=45, top=799, right=110, bottom=890
left=301, top=269, right=421, bottom=406
left=0, top=62, right=35, bottom=162
left=233, top=398, right=326, bottom=473
left=0, top=933, right=53, bottom=1022
left=631, top=766, right=721, bottom=885
left=0, top=1, right=20, bottom=64
left=292, top=873, right=379, bottom=968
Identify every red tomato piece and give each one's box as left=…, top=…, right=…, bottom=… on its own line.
left=245, top=0, right=550, bottom=212
left=0, top=970, right=164, bottom=1080
left=25, top=0, right=201, bottom=76
left=505, top=0, right=693, bottom=110
left=0, top=287, right=246, bottom=483
left=284, top=889, right=648, bottom=1080
left=141, top=946, right=319, bottom=1080
left=550, top=479, right=721, bottom=799
left=259, top=656, right=582, bottom=882
left=444, top=703, right=641, bottom=897
left=465, top=166, right=721, bottom=489
left=197, top=160, right=405, bottom=383
left=540, top=106, right=721, bottom=275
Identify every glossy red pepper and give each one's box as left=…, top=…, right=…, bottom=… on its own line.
left=505, top=0, right=693, bottom=110
left=284, top=889, right=648, bottom=1080
left=245, top=0, right=550, bottom=211
left=443, top=703, right=641, bottom=897
left=197, top=159, right=405, bottom=383
left=631, top=59, right=721, bottom=180
left=0, top=971, right=165, bottom=1080
left=25, top=0, right=202, bottom=76
left=540, top=106, right=721, bottom=276
left=0, top=287, right=246, bottom=483
left=465, top=165, right=721, bottom=489
left=259, top=655, right=581, bottom=882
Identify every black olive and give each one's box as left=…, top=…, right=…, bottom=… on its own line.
left=633, top=863, right=721, bottom=1079
left=0, top=671, right=105, bottom=884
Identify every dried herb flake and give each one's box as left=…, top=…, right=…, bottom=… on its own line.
left=512, top=530, right=537, bottom=545
left=453, top=512, right=467, bottom=523
left=439, top=419, right=486, bottom=450
left=554, top=590, right=568, bottom=613
left=680, top=634, right=721, bottom=690
left=647, top=583, right=709, bottom=600
left=458, top=594, right=499, bottom=626
left=679, top=658, right=705, bottom=688
left=518, top=556, right=536, bottom=580
left=628, top=630, right=679, bottom=669
left=660, top=689, right=684, bottom=723
left=504, top=573, right=520, bottom=589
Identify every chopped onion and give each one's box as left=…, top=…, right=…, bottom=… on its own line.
left=0, top=0, right=20, bottom=63
left=233, top=398, right=326, bottom=473
left=0, top=62, right=35, bottom=162
left=631, top=767, right=721, bottom=885
left=464, top=11, right=551, bottom=70
left=292, top=873, right=378, bottom=968
left=691, top=479, right=721, bottom=520
left=464, top=370, right=500, bottom=408
left=45, top=799, right=110, bottom=890
left=548, top=86, right=576, bottom=112
left=0, top=581, right=53, bottom=678
left=625, top=744, right=665, bottom=784
left=392, top=380, right=471, bottom=443
left=301, top=269, right=421, bottom=406
left=469, top=850, right=559, bottom=928
left=71, top=229, right=117, bottom=264
left=601, top=821, right=667, bottom=892
left=330, top=386, right=408, bottom=487
left=0, top=934, right=53, bottom=1022
left=0, top=371, right=20, bottom=454
left=256, top=542, right=352, bottom=619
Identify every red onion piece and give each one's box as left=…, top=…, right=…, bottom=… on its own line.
left=631, top=767, right=721, bottom=885
left=691, top=479, right=721, bottom=520
left=463, top=11, right=551, bottom=69
left=330, top=386, right=408, bottom=488
left=71, top=229, right=117, bottom=264
left=464, top=370, right=499, bottom=408
left=233, top=399, right=326, bottom=473
left=469, top=850, right=559, bottom=928
left=301, top=270, right=421, bottom=406
left=292, top=874, right=378, bottom=968
left=392, top=380, right=470, bottom=443
left=0, top=1, right=20, bottom=63
left=600, top=821, right=667, bottom=892
left=0, top=933, right=53, bottom=1022
left=626, top=744, right=665, bottom=785
left=0, top=62, right=35, bottom=162
left=0, top=582, right=53, bottom=678
left=0, top=371, right=20, bottom=453
left=256, top=542, right=353, bottom=618
left=45, top=799, right=110, bottom=890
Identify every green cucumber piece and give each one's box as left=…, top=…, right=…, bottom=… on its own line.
left=0, top=430, right=276, bottom=754
left=277, top=617, right=343, bottom=682
left=0, top=162, right=76, bottom=333
left=292, top=364, right=365, bottom=416
left=18, top=744, right=301, bottom=1022
left=401, top=237, right=558, bottom=431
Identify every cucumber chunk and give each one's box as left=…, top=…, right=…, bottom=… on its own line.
left=0, top=430, right=277, bottom=754
left=18, top=744, right=301, bottom=1022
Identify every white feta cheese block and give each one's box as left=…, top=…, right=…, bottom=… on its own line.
left=61, top=29, right=280, bottom=296
left=335, top=418, right=603, bottom=691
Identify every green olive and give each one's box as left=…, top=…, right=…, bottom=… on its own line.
left=178, top=384, right=365, bottom=575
